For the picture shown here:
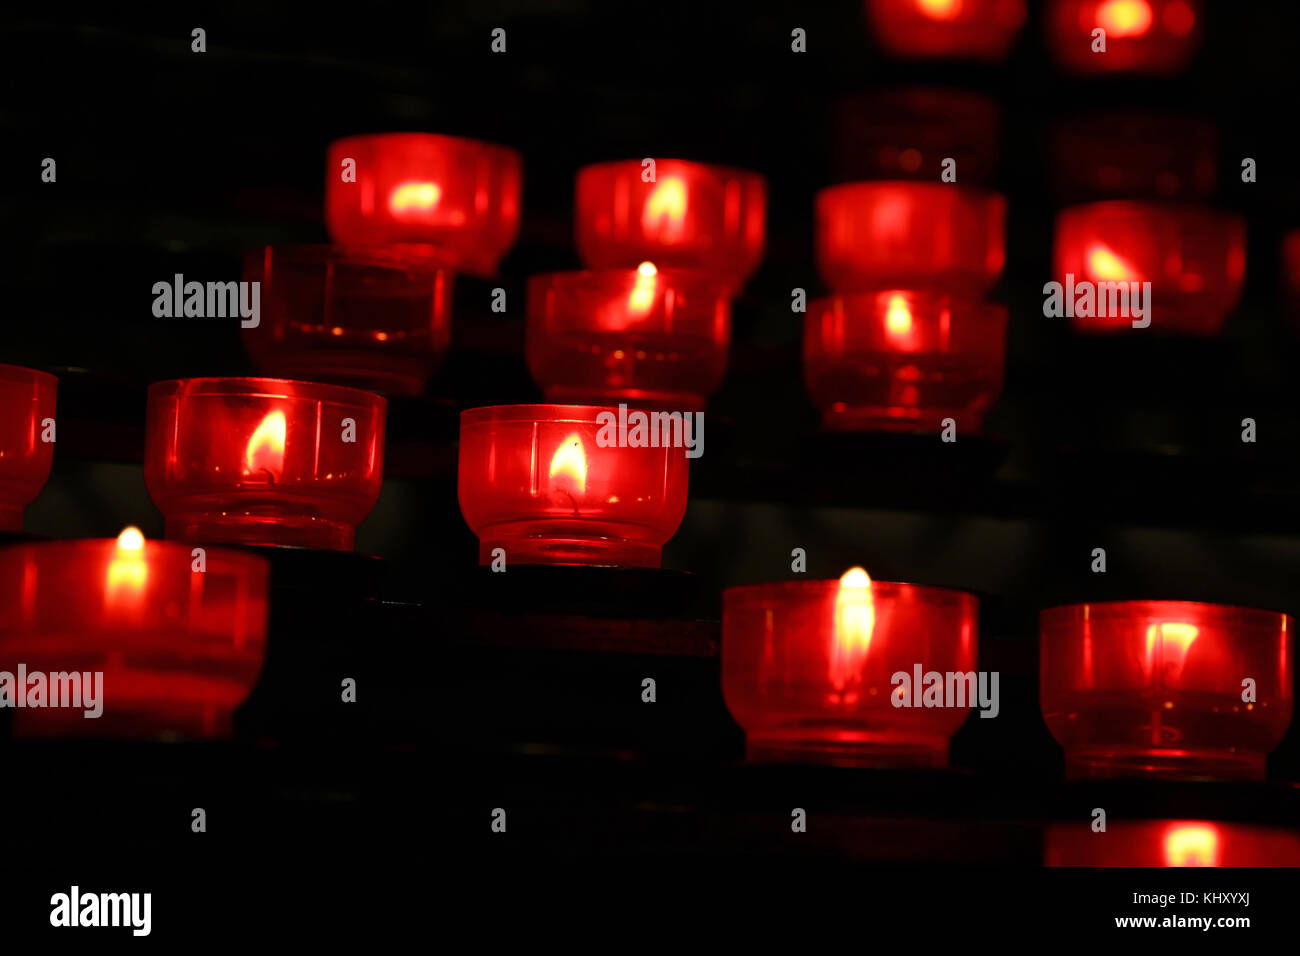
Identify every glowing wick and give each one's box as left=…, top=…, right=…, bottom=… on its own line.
left=549, top=433, right=588, bottom=498
left=106, top=525, right=148, bottom=599
left=1086, top=243, right=1140, bottom=281
left=916, top=0, right=963, bottom=20
left=829, top=567, right=875, bottom=699
left=1164, top=823, right=1219, bottom=866
left=885, top=294, right=914, bottom=338
left=627, top=261, right=658, bottom=315
left=244, top=410, right=286, bottom=482
left=642, top=177, right=688, bottom=241
left=1096, top=0, right=1153, bottom=38
left=1144, top=621, right=1199, bottom=683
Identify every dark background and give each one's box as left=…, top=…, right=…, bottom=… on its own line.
left=2, top=0, right=1299, bottom=938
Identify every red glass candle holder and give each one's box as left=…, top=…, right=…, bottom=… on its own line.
left=865, top=0, right=1027, bottom=61
left=0, top=364, right=57, bottom=531
left=804, top=291, right=1007, bottom=433
left=1046, top=821, right=1300, bottom=867
left=457, top=404, right=690, bottom=567
left=832, top=88, right=1001, bottom=186
left=1284, top=229, right=1300, bottom=325
left=242, top=245, right=453, bottom=397
left=1053, top=201, right=1245, bottom=335
left=574, top=159, right=766, bottom=289
left=1040, top=601, right=1294, bottom=780
left=526, top=265, right=731, bottom=411
left=0, top=530, right=268, bottom=739
left=144, top=378, right=386, bottom=551
left=324, top=132, right=522, bottom=276
left=723, top=571, right=979, bottom=767
left=1050, top=113, right=1217, bottom=201
left=816, top=182, right=1007, bottom=296
left=1046, top=0, right=1201, bottom=74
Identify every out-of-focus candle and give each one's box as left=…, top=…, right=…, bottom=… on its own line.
left=575, top=159, right=767, bottom=289
left=723, top=569, right=979, bottom=767
left=1050, top=113, right=1217, bottom=202
left=144, top=377, right=386, bottom=551
left=0, top=529, right=268, bottom=739
left=1046, top=820, right=1300, bottom=866
left=324, top=132, right=522, bottom=276
left=865, top=0, right=1028, bottom=61
left=816, top=182, right=1007, bottom=295
left=242, top=245, right=453, bottom=397
left=1046, top=0, right=1201, bottom=74
left=804, top=291, right=1007, bottom=433
left=0, top=364, right=57, bottom=532
left=1053, top=201, right=1246, bottom=335
left=457, top=404, right=690, bottom=567
left=1284, top=229, right=1300, bottom=327
left=1040, top=601, right=1293, bottom=780
left=526, top=263, right=732, bottom=411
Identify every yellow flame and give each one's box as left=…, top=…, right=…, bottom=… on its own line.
left=244, top=410, right=286, bottom=480
left=885, top=294, right=913, bottom=338
left=1086, top=243, right=1140, bottom=281
left=627, top=261, right=658, bottom=315
left=106, top=525, right=148, bottom=598
left=1097, top=0, right=1153, bottom=37
left=1164, top=823, right=1219, bottom=867
left=916, top=0, right=962, bottom=20
left=388, top=181, right=442, bottom=216
left=829, top=567, right=875, bottom=695
left=1144, top=622, right=1199, bottom=682
left=642, top=177, right=687, bottom=241
left=549, top=433, right=587, bottom=496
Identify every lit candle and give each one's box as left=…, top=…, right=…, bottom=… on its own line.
left=0, top=532, right=268, bottom=739
left=324, top=132, right=522, bottom=276
left=0, top=363, right=57, bottom=532
left=722, top=570, right=979, bottom=767
left=144, top=377, right=387, bottom=550
left=804, top=290, right=1007, bottom=433
left=575, top=159, right=766, bottom=290
left=864, top=0, right=1028, bottom=61
left=1040, top=600, right=1293, bottom=780
left=457, top=404, right=690, bottom=567
left=1046, top=0, right=1201, bottom=74
left=526, top=263, right=732, bottom=411
left=1045, top=820, right=1300, bottom=866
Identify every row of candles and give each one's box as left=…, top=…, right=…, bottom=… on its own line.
left=0, top=368, right=1294, bottom=788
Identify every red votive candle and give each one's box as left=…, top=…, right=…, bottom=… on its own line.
left=526, top=264, right=731, bottom=411
left=457, top=404, right=690, bottom=567
left=144, top=378, right=386, bottom=551
left=865, top=0, right=1028, bottom=61
left=1046, top=820, right=1300, bottom=867
left=1050, top=113, right=1217, bottom=201
left=723, top=569, right=979, bottom=767
left=0, top=364, right=57, bottom=531
left=0, top=528, right=268, bottom=739
left=1040, top=601, right=1293, bottom=781
left=324, top=132, right=522, bottom=276
left=575, top=159, right=767, bottom=289
left=242, top=245, right=453, bottom=397
left=1046, top=0, right=1201, bottom=74
left=804, top=291, right=1007, bottom=433
left=1053, top=201, right=1246, bottom=335
left=816, top=182, right=1007, bottom=296
left=833, top=88, right=1001, bottom=186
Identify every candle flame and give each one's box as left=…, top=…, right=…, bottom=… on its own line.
left=829, top=567, right=875, bottom=699
left=1144, top=621, right=1199, bottom=683
left=1164, top=823, right=1219, bottom=867
left=1096, top=0, right=1153, bottom=37
left=549, top=433, right=588, bottom=496
left=106, top=525, right=148, bottom=598
left=916, top=0, right=962, bottom=20
left=1086, top=242, right=1140, bottom=282
left=388, top=180, right=442, bottom=216
left=244, top=410, right=286, bottom=482
left=885, top=293, right=913, bottom=338
left=628, top=261, right=658, bottom=315
left=642, top=176, right=687, bottom=241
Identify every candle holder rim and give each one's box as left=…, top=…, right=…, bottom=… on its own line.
left=577, top=157, right=767, bottom=187
left=526, top=267, right=733, bottom=293
left=147, top=376, right=388, bottom=409
left=815, top=179, right=1007, bottom=207
left=0, top=536, right=270, bottom=576
left=723, top=578, right=978, bottom=606
left=243, top=242, right=455, bottom=275
left=1060, top=198, right=1246, bottom=224
left=808, top=291, right=1008, bottom=322
left=460, top=403, right=637, bottom=427
left=0, top=363, right=59, bottom=388
left=1040, top=598, right=1295, bottom=626
left=327, top=130, right=521, bottom=164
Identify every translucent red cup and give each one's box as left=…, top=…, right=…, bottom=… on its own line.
left=723, top=571, right=979, bottom=767
left=144, top=378, right=386, bottom=551
left=457, top=404, right=691, bottom=567
left=324, top=132, right=522, bottom=276
left=526, top=265, right=731, bottom=412
left=1046, top=0, right=1201, bottom=74
left=816, top=182, right=1007, bottom=296
left=865, top=0, right=1028, bottom=61
left=242, top=244, right=453, bottom=397
left=0, top=530, right=268, bottom=739
left=0, top=364, right=57, bottom=531
left=575, top=159, right=766, bottom=290
left=1040, top=601, right=1294, bottom=780
left=1045, top=820, right=1300, bottom=866
left=804, top=291, right=1007, bottom=433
